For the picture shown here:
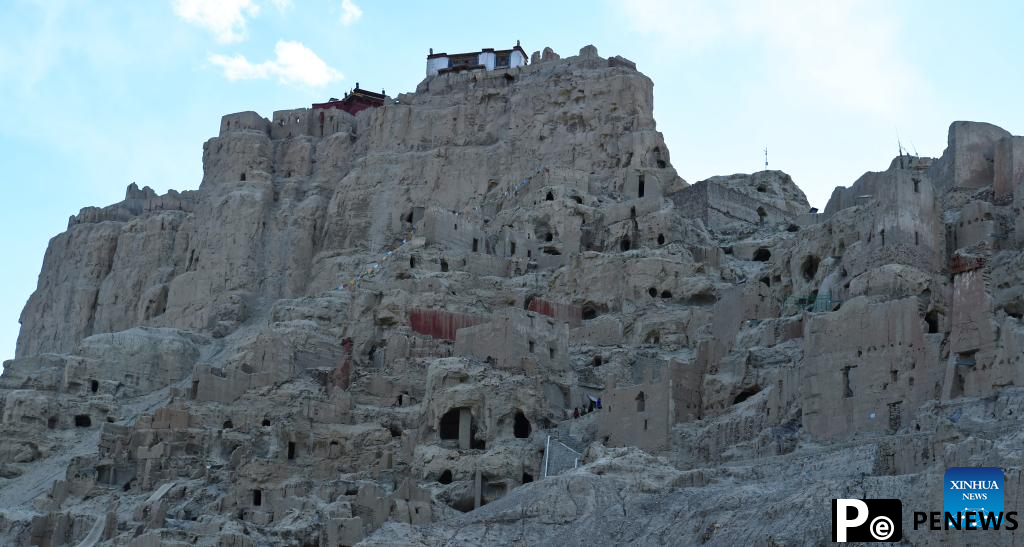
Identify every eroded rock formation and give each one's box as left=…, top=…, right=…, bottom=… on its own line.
left=2, top=43, right=1023, bottom=545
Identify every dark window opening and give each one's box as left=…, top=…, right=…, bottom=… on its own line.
left=47, top=417, right=57, bottom=429
left=723, top=246, right=733, bottom=255
left=240, top=172, right=246, bottom=181
left=522, top=472, right=534, bottom=483
left=648, top=287, right=657, bottom=297
left=545, top=191, right=554, bottom=201
left=801, top=255, right=820, bottom=281
left=572, top=196, right=583, bottom=204
left=630, top=206, right=636, bottom=219
left=756, top=184, right=767, bottom=193
left=262, top=418, right=271, bottom=427
left=253, top=489, right=262, bottom=506
left=439, top=408, right=461, bottom=440
left=510, top=241, right=516, bottom=255
left=438, top=469, right=453, bottom=484
left=913, top=179, right=920, bottom=193
left=760, top=276, right=771, bottom=287
left=732, top=386, right=761, bottom=405
left=389, top=424, right=402, bottom=437
left=75, top=414, right=91, bottom=427
left=915, top=232, right=919, bottom=245
left=545, top=232, right=553, bottom=242
left=786, top=224, right=799, bottom=232
left=842, top=367, right=854, bottom=398
left=526, top=250, right=532, bottom=258
left=528, top=340, right=535, bottom=353
left=592, top=355, right=602, bottom=367
left=660, top=290, right=672, bottom=299
left=410, top=256, right=417, bottom=268
left=542, top=246, right=561, bottom=255
left=753, top=248, right=771, bottom=261
left=222, top=420, right=233, bottom=429
left=620, top=238, right=631, bottom=251
left=880, top=229, right=886, bottom=246
left=657, top=233, right=665, bottom=245
left=656, top=160, right=666, bottom=168
left=638, top=175, right=645, bottom=197
left=472, top=238, right=479, bottom=252
left=925, top=310, right=940, bottom=334
left=548, top=347, right=556, bottom=359
left=582, top=306, right=598, bottom=320
left=440, top=259, right=449, bottom=272
left=636, top=391, right=646, bottom=412
left=513, top=410, right=531, bottom=438
left=756, top=206, right=767, bottom=224
left=90, top=380, right=99, bottom=393
left=287, top=441, right=296, bottom=460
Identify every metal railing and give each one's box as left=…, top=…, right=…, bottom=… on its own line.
left=542, top=435, right=582, bottom=478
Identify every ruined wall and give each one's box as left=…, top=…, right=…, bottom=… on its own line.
left=801, top=297, right=942, bottom=440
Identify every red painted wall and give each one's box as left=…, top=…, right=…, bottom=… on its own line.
left=409, top=309, right=486, bottom=341
left=527, top=298, right=582, bottom=327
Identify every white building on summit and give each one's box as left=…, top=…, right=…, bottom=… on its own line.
left=426, top=41, right=528, bottom=76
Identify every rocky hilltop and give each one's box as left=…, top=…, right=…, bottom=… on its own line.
left=2, top=43, right=1024, bottom=546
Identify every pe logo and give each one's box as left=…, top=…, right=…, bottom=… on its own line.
left=944, top=467, right=1004, bottom=526
left=832, top=499, right=902, bottom=542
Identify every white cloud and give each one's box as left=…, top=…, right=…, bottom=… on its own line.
left=340, top=0, right=362, bottom=26
left=269, top=0, right=293, bottom=11
left=172, top=0, right=261, bottom=43
left=209, top=40, right=342, bottom=87
left=618, top=0, right=921, bottom=117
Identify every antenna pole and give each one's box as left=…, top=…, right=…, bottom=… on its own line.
left=764, top=148, right=768, bottom=171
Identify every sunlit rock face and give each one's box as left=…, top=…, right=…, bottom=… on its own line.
left=4, top=42, right=1024, bottom=545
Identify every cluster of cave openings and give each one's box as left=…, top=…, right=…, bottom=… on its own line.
left=513, top=410, right=531, bottom=438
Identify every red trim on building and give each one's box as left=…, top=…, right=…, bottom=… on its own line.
left=312, top=88, right=385, bottom=116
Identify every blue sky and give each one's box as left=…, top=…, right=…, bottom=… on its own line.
left=1, top=0, right=1022, bottom=364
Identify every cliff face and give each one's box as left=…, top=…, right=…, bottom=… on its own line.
left=17, top=46, right=674, bottom=359
left=3, top=42, right=1024, bottom=546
